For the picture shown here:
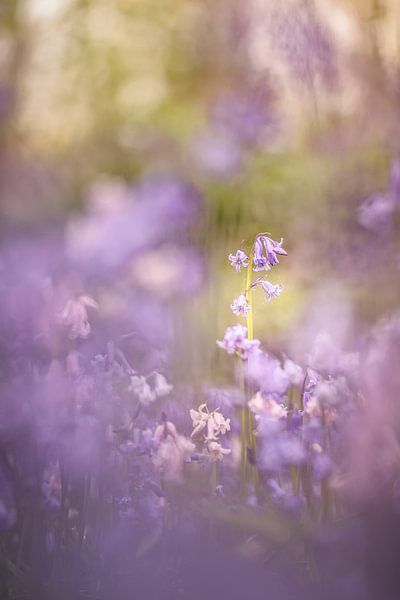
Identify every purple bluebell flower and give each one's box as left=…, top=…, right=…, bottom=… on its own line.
left=261, top=280, right=283, bottom=302
left=217, top=324, right=260, bottom=359
left=67, top=174, right=202, bottom=273
left=253, top=235, right=287, bottom=271
left=260, top=431, right=306, bottom=472
left=217, top=324, right=248, bottom=354
left=358, top=193, right=394, bottom=234
left=253, top=237, right=270, bottom=271
left=230, top=294, right=250, bottom=317
left=247, top=353, right=290, bottom=395
left=191, top=130, right=243, bottom=178
left=269, top=3, right=337, bottom=90
left=229, top=249, right=249, bottom=272
left=263, top=236, right=287, bottom=266
left=240, top=338, right=261, bottom=359
left=283, top=359, right=304, bottom=388
left=210, top=90, right=275, bottom=147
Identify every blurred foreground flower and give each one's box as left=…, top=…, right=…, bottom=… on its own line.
left=60, top=295, right=98, bottom=339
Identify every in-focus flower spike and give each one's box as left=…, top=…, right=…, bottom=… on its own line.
left=230, top=294, right=250, bottom=317
left=229, top=249, right=249, bottom=272
left=261, top=280, right=283, bottom=302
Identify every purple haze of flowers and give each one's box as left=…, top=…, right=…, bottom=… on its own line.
left=229, top=249, right=249, bottom=272
left=269, top=2, right=337, bottom=89
left=390, top=158, right=400, bottom=202
left=210, top=91, right=274, bottom=147
left=67, top=174, right=202, bottom=274
left=247, top=353, right=290, bottom=396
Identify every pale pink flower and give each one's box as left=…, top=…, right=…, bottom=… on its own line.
left=60, top=295, right=98, bottom=339
left=207, top=441, right=231, bottom=462
left=248, top=392, right=287, bottom=420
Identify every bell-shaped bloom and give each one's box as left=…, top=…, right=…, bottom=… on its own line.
left=230, top=294, right=250, bottom=317
left=253, top=238, right=270, bottom=271
left=228, top=249, right=249, bottom=272
left=261, top=280, right=283, bottom=302
left=253, top=235, right=287, bottom=271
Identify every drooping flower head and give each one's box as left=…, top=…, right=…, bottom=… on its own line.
left=261, top=280, right=283, bottom=302
left=253, top=235, right=287, bottom=271
left=253, top=237, right=270, bottom=271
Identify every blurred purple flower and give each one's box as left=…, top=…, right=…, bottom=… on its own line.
left=358, top=193, right=394, bottom=234
left=210, top=90, right=275, bottom=147
left=247, top=353, right=290, bottom=395
left=59, top=294, right=99, bottom=340
left=217, top=324, right=248, bottom=354
left=269, top=2, right=337, bottom=89
left=67, top=174, right=202, bottom=273
left=191, top=130, right=243, bottom=178
left=217, top=324, right=260, bottom=359
left=389, top=158, right=400, bottom=202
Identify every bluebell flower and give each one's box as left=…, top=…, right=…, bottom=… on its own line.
left=261, top=280, right=283, bottom=301
left=217, top=324, right=260, bottom=359
left=217, top=324, right=248, bottom=354
left=253, top=237, right=270, bottom=271
left=228, top=249, right=249, bottom=272
left=253, top=235, right=287, bottom=271
left=358, top=193, right=394, bottom=233
left=230, top=294, right=250, bottom=317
